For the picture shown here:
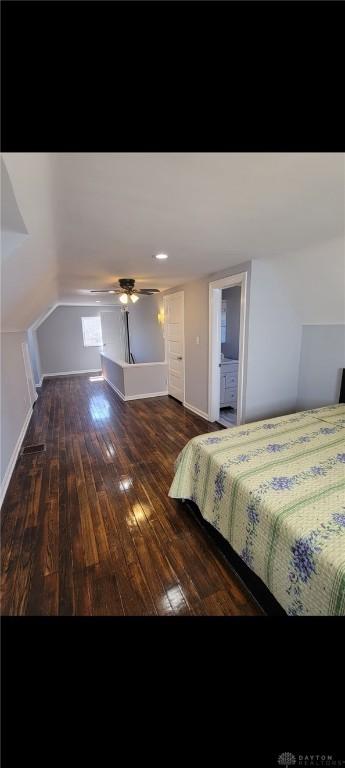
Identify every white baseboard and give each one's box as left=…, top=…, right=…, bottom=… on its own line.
left=103, top=375, right=167, bottom=402
left=42, top=369, right=102, bottom=379
left=0, top=407, right=33, bottom=508
left=103, top=376, right=126, bottom=401
left=183, top=401, right=210, bottom=421
left=125, top=391, right=168, bottom=401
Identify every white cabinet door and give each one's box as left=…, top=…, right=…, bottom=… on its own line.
left=164, top=292, right=184, bottom=402
left=220, top=373, right=226, bottom=405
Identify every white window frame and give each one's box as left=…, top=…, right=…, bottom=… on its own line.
left=81, top=316, right=103, bottom=347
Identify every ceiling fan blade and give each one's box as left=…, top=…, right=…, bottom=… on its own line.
left=136, top=289, right=160, bottom=294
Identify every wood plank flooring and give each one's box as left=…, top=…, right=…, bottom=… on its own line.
left=1, top=374, right=263, bottom=615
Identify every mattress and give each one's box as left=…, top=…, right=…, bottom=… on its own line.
left=169, top=404, right=345, bottom=615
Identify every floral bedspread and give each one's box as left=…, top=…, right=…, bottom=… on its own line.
left=169, top=404, right=345, bottom=615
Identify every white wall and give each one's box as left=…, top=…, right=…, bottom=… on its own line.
left=277, top=237, right=344, bottom=410
left=128, top=294, right=165, bottom=363
left=99, top=308, right=125, bottom=363
left=27, top=327, right=42, bottom=386
left=1, top=156, right=29, bottom=260
left=162, top=262, right=252, bottom=416
left=161, top=236, right=344, bottom=422
left=36, top=305, right=109, bottom=375
left=0, top=332, right=33, bottom=499
left=35, top=299, right=165, bottom=377
left=1, top=153, right=59, bottom=332
left=101, top=354, right=168, bottom=400
left=274, top=237, right=345, bottom=325
left=245, top=259, right=302, bottom=420
left=245, top=238, right=344, bottom=418
left=124, top=363, right=168, bottom=398
left=101, top=300, right=164, bottom=364
left=297, top=325, right=345, bottom=409
left=101, top=354, right=125, bottom=396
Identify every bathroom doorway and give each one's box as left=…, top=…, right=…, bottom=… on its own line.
left=219, top=285, right=241, bottom=426
left=208, top=271, right=248, bottom=427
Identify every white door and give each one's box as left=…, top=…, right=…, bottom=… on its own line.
left=164, top=292, right=185, bottom=402
left=22, top=342, right=38, bottom=407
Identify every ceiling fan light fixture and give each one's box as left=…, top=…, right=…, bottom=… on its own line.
left=89, top=278, right=160, bottom=298
left=130, top=294, right=139, bottom=303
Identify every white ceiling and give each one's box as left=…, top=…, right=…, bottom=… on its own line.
left=1, top=152, right=344, bottom=330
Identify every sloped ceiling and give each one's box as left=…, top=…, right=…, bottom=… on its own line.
left=1, top=153, right=59, bottom=331
left=1, top=157, right=29, bottom=259
left=1, top=152, right=344, bottom=331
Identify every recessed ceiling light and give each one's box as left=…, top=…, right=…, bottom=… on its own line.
left=153, top=253, right=168, bottom=260
left=96, top=300, right=101, bottom=303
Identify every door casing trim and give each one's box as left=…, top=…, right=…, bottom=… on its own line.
left=208, top=272, right=248, bottom=425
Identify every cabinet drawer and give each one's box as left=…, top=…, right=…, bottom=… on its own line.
left=225, top=372, right=237, bottom=388
left=224, top=387, right=237, bottom=404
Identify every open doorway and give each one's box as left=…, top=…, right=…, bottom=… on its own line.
left=219, top=286, right=241, bottom=426
left=208, top=272, right=248, bottom=427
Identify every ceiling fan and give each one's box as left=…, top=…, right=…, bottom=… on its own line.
left=90, top=278, right=160, bottom=304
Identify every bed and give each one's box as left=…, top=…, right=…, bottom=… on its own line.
left=169, top=403, right=345, bottom=615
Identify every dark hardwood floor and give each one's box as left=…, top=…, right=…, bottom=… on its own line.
left=1, top=374, right=263, bottom=616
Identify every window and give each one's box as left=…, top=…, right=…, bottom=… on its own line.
left=81, top=316, right=103, bottom=347
left=221, top=300, right=227, bottom=343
